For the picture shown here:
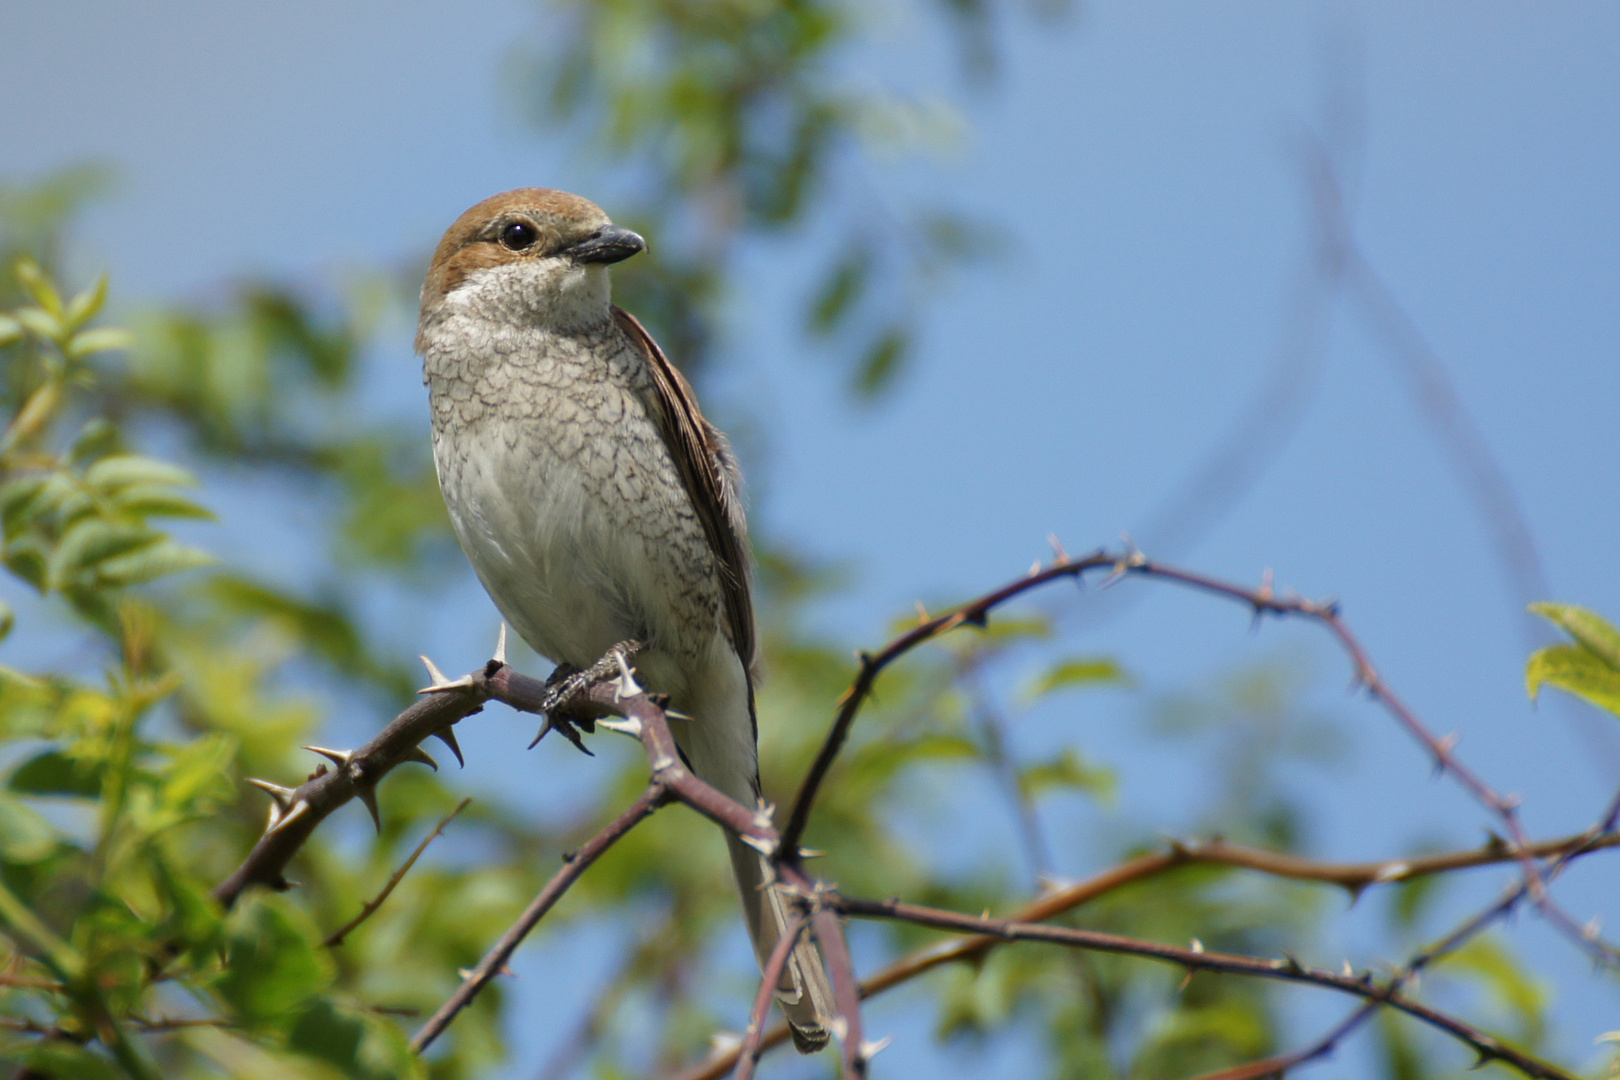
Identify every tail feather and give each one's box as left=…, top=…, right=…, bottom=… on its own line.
left=726, top=832, right=835, bottom=1052
left=675, top=642, right=834, bottom=1053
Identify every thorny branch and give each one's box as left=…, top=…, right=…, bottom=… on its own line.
left=835, top=894, right=1573, bottom=1080
left=206, top=553, right=1615, bottom=1080
left=780, top=548, right=1614, bottom=963
left=668, top=815, right=1618, bottom=1080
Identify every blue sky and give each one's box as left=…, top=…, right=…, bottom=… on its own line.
left=5, top=2, right=1619, bottom=1076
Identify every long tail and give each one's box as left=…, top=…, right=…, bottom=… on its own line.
left=673, top=646, right=835, bottom=1053
left=725, top=832, right=835, bottom=1052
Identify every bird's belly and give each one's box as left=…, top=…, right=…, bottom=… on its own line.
left=433, top=411, right=717, bottom=680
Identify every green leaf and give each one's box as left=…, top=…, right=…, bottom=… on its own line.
left=1529, top=601, right=1620, bottom=669
left=1022, top=656, right=1128, bottom=703
left=62, top=273, right=109, bottom=331
left=83, top=453, right=198, bottom=493
left=3, top=540, right=47, bottom=590
left=68, top=418, right=120, bottom=464
left=47, top=518, right=158, bottom=588
left=93, top=538, right=214, bottom=586
left=14, top=258, right=63, bottom=320
left=1526, top=644, right=1620, bottom=718
left=0, top=475, right=52, bottom=537
left=216, top=893, right=335, bottom=1024
left=1017, top=747, right=1116, bottom=802
left=65, top=326, right=136, bottom=359
left=159, top=733, right=236, bottom=812
left=110, top=484, right=215, bottom=520
left=808, top=249, right=868, bottom=336
left=18, top=1042, right=125, bottom=1080
left=854, top=326, right=907, bottom=398
left=902, top=732, right=982, bottom=761
left=1444, top=936, right=1545, bottom=1042
left=287, top=1000, right=365, bottom=1071
left=11, top=305, right=62, bottom=342
left=0, top=597, right=11, bottom=643
left=9, top=750, right=101, bottom=797
left=0, top=791, right=59, bottom=863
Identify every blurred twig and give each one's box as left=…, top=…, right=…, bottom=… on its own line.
left=323, top=797, right=471, bottom=948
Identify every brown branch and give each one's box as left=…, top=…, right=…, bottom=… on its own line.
left=733, top=910, right=807, bottom=1080
left=664, top=821, right=1618, bottom=1080
left=810, top=903, right=868, bottom=1079
left=834, top=893, right=1572, bottom=1080
left=779, top=550, right=1619, bottom=968
left=410, top=652, right=858, bottom=1059
left=324, top=797, right=472, bottom=948
left=779, top=550, right=1115, bottom=858
left=1183, top=1004, right=1375, bottom=1080
left=211, top=666, right=503, bottom=907
left=410, top=782, right=666, bottom=1054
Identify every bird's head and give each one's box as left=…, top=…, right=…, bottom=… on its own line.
left=418, top=188, right=646, bottom=333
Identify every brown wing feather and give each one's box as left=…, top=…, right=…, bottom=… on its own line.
left=611, top=306, right=757, bottom=674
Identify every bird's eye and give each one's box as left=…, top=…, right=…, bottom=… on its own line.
left=499, top=221, right=538, bottom=251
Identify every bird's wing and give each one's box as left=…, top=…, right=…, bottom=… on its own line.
left=611, top=306, right=756, bottom=674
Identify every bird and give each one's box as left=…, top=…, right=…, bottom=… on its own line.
left=416, top=188, right=833, bottom=1052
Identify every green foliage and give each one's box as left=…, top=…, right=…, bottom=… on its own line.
left=1, top=5, right=1584, bottom=1076
left=522, top=0, right=994, bottom=397
left=1527, top=602, right=1620, bottom=718
left=0, top=235, right=511, bottom=1078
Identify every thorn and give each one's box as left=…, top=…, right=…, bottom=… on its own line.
left=303, top=746, right=353, bottom=768
left=915, top=600, right=930, bottom=624
left=797, top=847, right=827, bottom=859
left=1029, top=558, right=1042, bottom=576
left=1373, top=861, right=1410, bottom=883
left=245, top=777, right=298, bottom=810
left=612, top=649, right=643, bottom=700
left=594, top=715, right=645, bottom=740
left=403, top=745, right=438, bottom=771
left=420, top=654, right=449, bottom=686
left=709, top=1031, right=744, bottom=1055
left=1343, top=959, right=1355, bottom=979
left=826, top=1016, right=849, bottom=1044
left=1119, top=531, right=1145, bottom=563
left=740, top=832, right=778, bottom=858
left=857, top=1035, right=893, bottom=1063
left=266, top=799, right=311, bottom=835
left=555, top=720, right=594, bottom=756
left=1178, top=969, right=1194, bottom=992
left=1047, top=533, right=1069, bottom=562
left=493, top=622, right=508, bottom=666
left=432, top=727, right=465, bottom=768
left=1036, top=874, right=1075, bottom=896
left=530, top=714, right=594, bottom=756
left=663, top=708, right=693, bottom=722
left=357, top=785, right=382, bottom=834
left=1097, top=562, right=1129, bottom=589
left=458, top=966, right=514, bottom=980
left=418, top=655, right=476, bottom=694
left=1189, top=938, right=1204, bottom=955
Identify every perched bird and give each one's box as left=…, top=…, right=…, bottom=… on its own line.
left=416, top=189, right=833, bottom=1051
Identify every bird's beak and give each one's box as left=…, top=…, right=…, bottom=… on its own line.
left=567, top=224, right=647, bottom=265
